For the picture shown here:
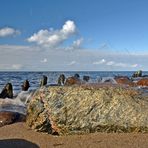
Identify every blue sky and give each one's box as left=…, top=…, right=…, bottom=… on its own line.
left=0, top=0, right=148, bottom=71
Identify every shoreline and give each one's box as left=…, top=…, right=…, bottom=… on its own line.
left=0, top=122, right=148, bottom=148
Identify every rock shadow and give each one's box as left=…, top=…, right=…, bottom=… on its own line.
left=0, top=139, right=39, bottom=148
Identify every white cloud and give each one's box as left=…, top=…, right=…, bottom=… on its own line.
left=12, top=64, right=23, bottom=70
left=40, top=58, right=47, bottom=63
left=27, top=20, right=77, bottom=48
left=131, top=64, right=138, bottom=68
left=0, top=27, right=20, bottom=37
left=106, top=61, right=138, bottom=68
left=114, top=62, right=127, bottom=67
left=72, top=38, right=83, bottom=48
left=0, top=44, right=147, bottom=71
left=68, top=61, right=77, bottom=66
left=93, top=59, right=139, bottom=68
left=65, top=38, right=83, bottom=51
left=0, top=64, right=23, bottom=70
left=106, top=61, right=115, bottom=66
left=93, top=59, right=106, bottom=65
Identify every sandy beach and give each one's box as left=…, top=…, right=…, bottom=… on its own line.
left=0, top=122, right=148, bottom=148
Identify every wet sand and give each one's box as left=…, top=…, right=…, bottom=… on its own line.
left=0, top=122, right=148, bottom=148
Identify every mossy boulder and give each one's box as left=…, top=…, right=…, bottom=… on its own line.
left=26, top=85, right=148, bottom=135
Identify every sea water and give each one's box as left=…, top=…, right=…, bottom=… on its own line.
left=0, top=71, right=148, bottom=114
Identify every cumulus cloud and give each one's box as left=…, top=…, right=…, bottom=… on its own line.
left=72, top=38, right=83, bottom=48
left=93, top=59, right=106, bottom=65
left=65, top=38, right=83, bottom=51
left=40, top=58, right=47, bottom=63
left=27, top=20, right=77, bottom=48
left=0, top=27, right=20, bottom=37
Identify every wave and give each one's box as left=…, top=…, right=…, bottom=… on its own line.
left=0, top=90, right=35, bottom=115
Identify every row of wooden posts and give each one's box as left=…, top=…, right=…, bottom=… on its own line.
left=0, top=74, right=90, bottom=99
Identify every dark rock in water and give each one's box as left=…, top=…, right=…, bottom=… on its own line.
left=132, top=70, right=142, bottom=78
left=137, top=78, right=148, bottom=86
left=65, top=76, right=81, bottom=85
left=0, top=83, right=13, bottom=99
left=74, top=73, right=80, bottom=79
left=26, top=85, right=148, bottom=135
left=114, top=76, right=130, bottom=79
left=114, top=76, right=134, bottom=86
left=57, top=74, right=66, bottom=85
left=21, top=80, right=30, bottom=91
left=142, top=75, right=148, bottom=78
left=0, top=111, right=26, bottom=127
left=40, top=75, right=48, bottom=87
left=83, top=76, right=90, bottom=82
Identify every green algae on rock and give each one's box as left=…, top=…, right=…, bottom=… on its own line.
left=26, top=85, right=148, bottom=135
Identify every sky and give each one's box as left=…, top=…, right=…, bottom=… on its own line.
left=0, top=0, right=148, bottom=71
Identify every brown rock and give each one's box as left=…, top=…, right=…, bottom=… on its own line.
left=115, top=76, right=134, bottom=86
left=0, top=111, right=26, bottom=127
left=65, top=77, right=81, bottom=85
left=137, top=78, right=148, bottom=86
left=21, top=80, right=30, bottom=91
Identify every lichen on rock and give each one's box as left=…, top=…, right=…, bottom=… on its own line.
left=26, top=85, right=148, bottom=135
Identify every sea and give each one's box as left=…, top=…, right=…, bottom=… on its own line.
left=1, top=71, right=148, bottom=94
left=0, top=71, right=148, bottom=115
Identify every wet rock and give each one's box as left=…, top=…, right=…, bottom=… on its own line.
left=65, top=74, right=82, bottom=85
left=65, top=77, right=81, bottom=85
left=26, top=85, right=148, bottom=135
left=57, top=74, right=66, bottom=85
left=0, top=83, right=13, bottom=99
left=40, top=75, right=48, bottom=87
left=83, top=76, right=90, bottom=82
left=132, top=70, right=142, bottom=77
left=0, top=111, right=26, bottom=127
left=21, top=80, right=30, bottom=91
left=100, top=77, right=116, bottom=84
left=137, top=78, right=148, bottom=86
left=115, top=76, right=134, bottom=86
left=74, top=73, right=80, bottom=79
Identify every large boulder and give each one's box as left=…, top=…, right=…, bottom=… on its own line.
left=26, top=85, right=148, bottom=135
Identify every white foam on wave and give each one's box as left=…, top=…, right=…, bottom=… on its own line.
left=99, top=77, right=117, bottom=84
left=0, top=90, right=34, bottom=115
